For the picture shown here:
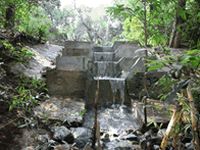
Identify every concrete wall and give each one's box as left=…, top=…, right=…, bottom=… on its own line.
left=47, top=41, right=153, bottom=105
left=56, top=56, right=88, bottom=71
left=113, top=41, right=145, bottom=58
left=47, top=69, right=87, bottom=97
left=62, top=41, right=93, bottom=57
left=47, top=41, right=92, bottom=97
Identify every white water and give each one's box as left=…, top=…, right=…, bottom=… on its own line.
left=93, top=48, right=140, bottom=105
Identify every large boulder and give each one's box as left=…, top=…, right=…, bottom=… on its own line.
left=10, top=44, right=63, bottom=79
left=34, top=97, right=85, bottom=126
left=52, top=126, right=74, bottom=143
left=71, top=127, right=92, bottom=148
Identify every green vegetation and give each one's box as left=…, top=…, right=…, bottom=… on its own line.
left=147, top=48, right=200, bottom=149
left=0, top=40, right=34, bottom=62
left=17, top=6, right=52, bottom=41
left=107, top=0, right=199, bottom=147
left=0, top=0, right=199, bottom=148
left=9, top=77, right=47, bottom=111
left=108, top=0, right=200, bottom=48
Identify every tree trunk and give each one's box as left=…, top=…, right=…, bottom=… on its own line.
left=160, top=104, right=182, bottom=150
left=143, top=0, right=148, bottom=47
left=169, top=0, right=186, bottom=48
left=5, top=4, right=15, bottom=31
left=186, top=85, right=200, bottom=150
left=93, top=80, right=102, bottom=149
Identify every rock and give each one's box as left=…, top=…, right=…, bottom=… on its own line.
left=71, top=127, right=92, bottom=148
left=22, top=146, right=34, bottom=150
left=34, top=97, right=85, bottom=126
left=83, top=110, right=95, bottom=129
left=140, top=130, right=152, bottom=140
left=53, top=144, right=70, bottom=150
left=52, top=126, right=74, bottom=143
left=48, top=139, right=58, bottom=147
left=140, top=137, right=161, bottom=150
left=83, top=143, right=93, bottom=150
left=134, top=130, right=142, bottom=136
left=10, top=44, right=63, bottom=79
left=157, top=129, right=166, bottom=138
left=37, top=134, right=50, bottom=144
left=182, top=136, right=192, bottom=143
left=153, top=145, right=160, bottom=150
left=101, top=133, right=110, bottom=143
left=105, top=140, right=134, bottom=150
left=185, top=143, right=193, bottom=150
left=120, top=133, right=139, bottom=142
left=98, top=107, right=143, bottom=135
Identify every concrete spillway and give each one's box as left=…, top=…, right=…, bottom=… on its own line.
left=47, top=41, right=146, bottom=107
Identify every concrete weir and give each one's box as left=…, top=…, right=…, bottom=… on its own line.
left=47, top=41, right=146, bottom=107
left=45, top=41, right=147, bottom=149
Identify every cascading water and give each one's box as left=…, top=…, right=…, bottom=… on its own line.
left=93, top=77, right=126, bottom=104
left=109, top=78, right=125, bottom=105
left=90, top=46, right=145, bottom=150
left=95, top=62, right=114, bottom=77
left=93, top=47, right=127, bottom=105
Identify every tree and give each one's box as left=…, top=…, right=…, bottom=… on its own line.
left=148, top=48, right=200, bottom=149
left=5, top=4, right=15, bottom=30
left=108, top=0, right=200, bottom=48
left=169, top=0, right=186, bottom=48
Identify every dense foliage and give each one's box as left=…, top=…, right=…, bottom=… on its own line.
left=9, top=76, right=47, bottom=111
left=108, top=0, right=200, bottom=48
left=0, top=0, right=122, bottom=45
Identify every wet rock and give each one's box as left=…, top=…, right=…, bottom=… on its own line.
left=185, top=143, right=193, bottom=150
left=101, top=133, right=110, bottom=143
left=120, top=133, right=139, bottom=142
left=10, top=44, right=63, bottom=79
left=52, top=126, right=74, bottom=143
left=48, top=139, right=58, bottom=147
left=22, top=146, right=34, bottom=150
left=37, top=134, right=50, bottom=144
left=153, top=145, right=160, bottom=150
left=182, top=136, right=192, bottom=143
left=105, top=140, right=134, bottom=150
left=34, top=97, right=85, bottom=126
left=143, top=130, right=152, bottom=139
left=71, top=127, right=92, bottom=148
left=157, top=129, right=166, bottom=138
left=83, top=143, right=93, bottom=150
left=140, top=137, right=161, bottom=150
left=83, top=110, right=95, bottom=129
left=98, top=106, right=143, bottom=135
left=134, top=130, right=143, bottom=136
left=53, top=143, right=70, bottom=150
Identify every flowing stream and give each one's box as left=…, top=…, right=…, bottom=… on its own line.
left=91, top=47, right=144, bottom=149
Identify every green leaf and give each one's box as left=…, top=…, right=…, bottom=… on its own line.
left=148, top=60, right=165, bottom=71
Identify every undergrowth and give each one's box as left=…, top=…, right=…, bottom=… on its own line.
left=9, top=76, right=48, bottom=112
left=0, top=40, right=34, bottom=63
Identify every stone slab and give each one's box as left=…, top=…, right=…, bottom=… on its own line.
left=34, top=97, right=85, bottom=124
left=10, top=44, right=63, bottom=79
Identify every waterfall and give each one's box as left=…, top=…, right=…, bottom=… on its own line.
left=93, top=49, right=126, bottom=105
left=95, top=61, right=114, bottom=77
left=109, top=78, right=125, bottom=105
